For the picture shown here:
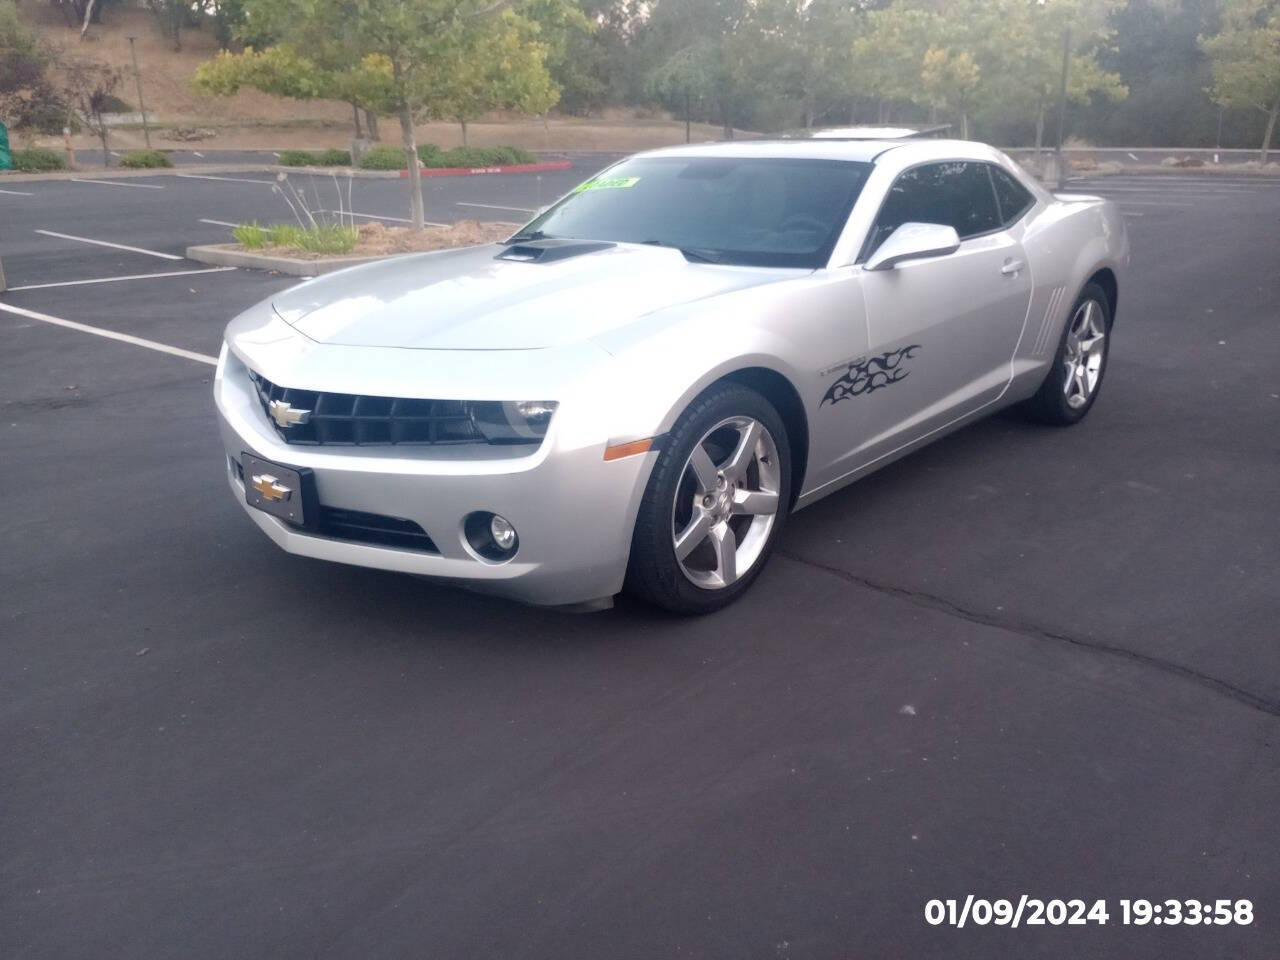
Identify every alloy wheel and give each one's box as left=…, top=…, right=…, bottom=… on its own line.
left=1063, top=299, right=1107, bottom=409
left=671, top=416, right=781, bottom=590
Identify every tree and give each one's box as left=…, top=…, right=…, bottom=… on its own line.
left=51, top=0, right=115, bottom=31
left=921, top=45, right=981, bottom=136
left=522, top=0, right=594, bottom=117
left=432, top=11, right=560, bottom=144
left=63, top=59, right=120, bottom=165
left=851, top=5, right=937, bottom=122
left=988, top=0, right=1127, bottom=155
left=644, top=0, right=759, bottom=138
left=1, top=0, right=46, bottom=121
left=197, top=0, right=565, bottom=230
left=753, top=0, right=859, bottom=129
left=1201, top=0, right=1280, bottom=160
left=192, top=46, right=397, bottom=141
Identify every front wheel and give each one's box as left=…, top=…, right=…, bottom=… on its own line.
left=1021, top=282, right=1112, bottom=425
left=625, top=384, right=791, bottom=614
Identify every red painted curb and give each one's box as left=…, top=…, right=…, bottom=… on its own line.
left=399, top=161, right=573, bottom=179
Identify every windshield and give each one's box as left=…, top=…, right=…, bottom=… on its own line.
left=512, top=156, right=873, bottom=269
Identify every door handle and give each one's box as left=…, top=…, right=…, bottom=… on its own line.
left=1000, top=258, right=1025, bottom=276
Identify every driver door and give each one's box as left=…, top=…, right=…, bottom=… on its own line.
left=843, top=160, right=1033, bottom=468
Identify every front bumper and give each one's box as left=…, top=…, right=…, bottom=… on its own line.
left=215, top=348, right=656, bottom=607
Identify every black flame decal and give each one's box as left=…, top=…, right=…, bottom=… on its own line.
left=821, top=345, right=922, bottom=406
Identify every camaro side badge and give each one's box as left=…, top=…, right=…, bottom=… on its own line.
left=268, top=399, right=311, bottom=428
left=821, top=345, right=922, bottom=406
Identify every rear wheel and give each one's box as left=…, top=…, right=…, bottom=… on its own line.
left=1022, top=282, right=1111, bottom=425
left=626, top=384, right=791, bottom=614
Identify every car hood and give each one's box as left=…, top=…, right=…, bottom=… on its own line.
left=270, top=242, right=794, bottom=350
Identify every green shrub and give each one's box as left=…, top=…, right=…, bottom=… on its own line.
left=276, top=223, right=359, bottom=253
left=359, top=145, right=408, bottom=169
left=357, top=143, right=537, bottom=170
left=277, top=149, right=315, bottom=166
left=416, top=143, right=444, bottom=166
left=12, top=147, right=65, bottom=172
left=234, top=221, right=270, bottom=248
left=279, top=148, right=352, bottom=167
left=233, top=221, right=359, bottom=254
left=119, top=149, right=173, bottom=169
left=439, top=145, right=536, bottom=167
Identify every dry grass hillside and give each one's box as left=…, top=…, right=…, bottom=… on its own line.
left=21, top=3, right=735, bottom=152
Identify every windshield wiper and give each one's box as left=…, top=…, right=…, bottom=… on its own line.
left=639, top=239, right=724, bottom=264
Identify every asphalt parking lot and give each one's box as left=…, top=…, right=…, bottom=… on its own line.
left=2, top=166, right=1279, bottom=959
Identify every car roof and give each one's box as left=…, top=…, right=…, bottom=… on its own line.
left=803, top=124, right=952, bottom=140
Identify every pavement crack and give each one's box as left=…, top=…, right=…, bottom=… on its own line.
left=776, top=549, right=1280, bottom=720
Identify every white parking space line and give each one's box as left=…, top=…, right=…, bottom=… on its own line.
left=1090, top=184, right=1261, bottom=193
left=456, top=201, right=536, bottom=213
left=1074, top=177, right=1280, bottom=187
left=69, top=178, right=165, bottom=190
left=177, top=173, right=274, bottom=184
left=0, top=187, right=34, bottom=196
left=320, top=209, right=447, bottom=227
left=1085, top=180, right=1264, bottom=188
left=34, top=229, right=184, bottom=261
left=0, top=302, right=216, bottom=366
left=199, top=218, right=240, bottom=228
left=6, top=267, right=236, bottom=292
left=1113, top=200, right=1196, bottom=206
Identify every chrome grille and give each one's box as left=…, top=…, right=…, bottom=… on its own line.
left=249, top=371, right=486, bottom=446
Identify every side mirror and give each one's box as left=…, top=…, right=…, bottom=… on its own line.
left=864, top=222, right=960, bottom=272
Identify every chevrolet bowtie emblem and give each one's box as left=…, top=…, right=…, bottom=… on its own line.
left=268, top=399, right=311, bottom=429
left=250, top=473, right=292, bottom=503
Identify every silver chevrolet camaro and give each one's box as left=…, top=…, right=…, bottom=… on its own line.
left=215, top=137, right=1128, bottom=613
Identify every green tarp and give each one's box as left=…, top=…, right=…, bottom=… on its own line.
left=0, top=122, right=12, bottom=170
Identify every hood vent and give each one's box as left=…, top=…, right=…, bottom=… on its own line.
left=497, top=238, right=616, bottom=263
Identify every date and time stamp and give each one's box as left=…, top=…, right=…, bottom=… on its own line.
left=925, top=897, right=1255, bottom=929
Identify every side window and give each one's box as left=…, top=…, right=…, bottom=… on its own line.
left=989, top=165, right=1035, bottom=226
left=864, top=161, right=1001, bottom=257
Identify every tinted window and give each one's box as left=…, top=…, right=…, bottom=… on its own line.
left=864, top=161, right=1001, bottom=256
left=513, top=156, right=873, bottom=269
left=989, top=165, right=1035, bottom=226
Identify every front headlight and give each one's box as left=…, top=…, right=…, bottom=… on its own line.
left=470, top=400, right=558, bottom=444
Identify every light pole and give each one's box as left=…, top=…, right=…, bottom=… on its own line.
left=1052, top=27, right=1071, bottom=189
left=127, top=34, right=151, bottom=149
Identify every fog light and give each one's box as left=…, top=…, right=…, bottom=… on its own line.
left=490, top=514, right=517, bottom=551
left=463, top=511, right=520, bottom=562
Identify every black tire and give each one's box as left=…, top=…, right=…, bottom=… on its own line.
left=625, top=383, right=792, bottom=615
left=1021, top=281, right=1112, bottom=425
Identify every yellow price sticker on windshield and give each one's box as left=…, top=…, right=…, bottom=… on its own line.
left=573, top=176, right=640, bottom=193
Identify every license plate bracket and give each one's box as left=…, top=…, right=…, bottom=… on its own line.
left=241, top=452, right=317, bottom=528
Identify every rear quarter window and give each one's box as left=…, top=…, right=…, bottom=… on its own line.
left=989, top=165, right=1035, bottom=226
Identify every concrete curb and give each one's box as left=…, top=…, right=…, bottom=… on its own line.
left=0, top=165, right=273, bottom=183
left=268, top=160, right=574, bottom=179
left=0, top=161, right=574, bottom=183
left=186, top=243, right=387, bottom=277
left=399, top=161, right=574, bottom=178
